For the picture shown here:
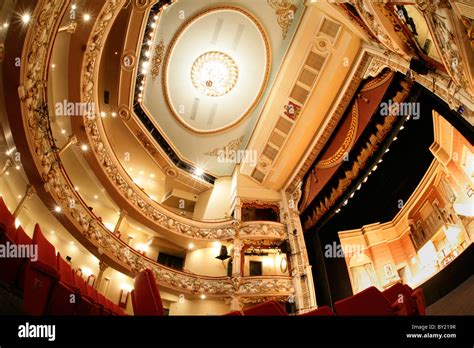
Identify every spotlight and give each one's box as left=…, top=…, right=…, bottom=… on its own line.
left=54, top=206, right=62, bottom=213
left=81, top=144, right=89, bottom=152
left=83, top=14, right=91, bottom=22
left=188, top=243, right=194, bottom=250
left=194, top=167, right=204, bottom=176
left=21, top=14, right=31, bottom=24
left=200, top=294, right=206, bottom=300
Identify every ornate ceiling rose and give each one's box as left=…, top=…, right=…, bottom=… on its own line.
left=191, top=51, right=238, bottom=97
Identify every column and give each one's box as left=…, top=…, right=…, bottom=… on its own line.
left=114, top=209, right=127, bottom=233
left=231, top=239, right=242, bottom=277
left=13, top=185, right=36, bottom=218
left=280, top=187, right=317, bottom=313
left=94, top=260, right=109, bottom=291
left=0, top=159, right=12, bottom=177
left=58, top=135, right=78, bottom=155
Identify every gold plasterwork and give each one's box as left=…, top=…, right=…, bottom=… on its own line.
left=204, top=136, right=244, bottom=157
left=151, top=39, right=165, bottom=81
left=267, top=0, right=298, bottom=39
left=316, top=104, right=359, bottom=169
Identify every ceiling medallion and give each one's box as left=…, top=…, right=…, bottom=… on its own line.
left=191, top=51, right=238, bottom=97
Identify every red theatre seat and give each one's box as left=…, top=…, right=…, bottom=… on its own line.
left=132, top=269, right=164, bottom=316
left=0, top=225, right=27, bottom=285
left=0, top=197, right=15, bottom=243
left=46, top=254, right=78, bottom=315
left=405, top=284, right=426, bottom=315
left=22, top=224, right=60, bottom=315
left=14, top=227, right=33, bottom=290
left=299, top=306, right=336, bottom=316
left=334, top=286, right=399, bottom=316
left=242, top=300, right=288, bottom=316
left=72, top=272, right=99, bottom=315
left=382, top=283, right=417, bottom=316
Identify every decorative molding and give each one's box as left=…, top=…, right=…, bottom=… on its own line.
left=151, top=39, right=164, bottom=81
left=239, top=221, right=287, bottom=240
left=204, top=136, right=244, bottom=157
left=315, top=103, right=359, bottom=169
left=415, top=0, right=474, bottom=98
left=161, top=6, right=272, bottom=134
left=267, top=0, right=298, bottom=39
left=18, top=0, right=295, bottom=299
left=285, top=51, right=371, bottom=194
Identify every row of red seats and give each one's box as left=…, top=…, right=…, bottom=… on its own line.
left=0, top=197, right=125, bottom=316
left=130, top=262, right=426, bottom=316
left=225, top=284, right=425, bottom=316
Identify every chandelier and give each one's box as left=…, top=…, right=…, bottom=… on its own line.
left=191, top=51, right=238, bottom=97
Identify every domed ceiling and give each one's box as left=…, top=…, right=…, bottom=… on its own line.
left=141, top=0, right=305, bottom=177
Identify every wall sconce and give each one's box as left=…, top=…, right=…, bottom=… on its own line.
left=215, top=245, right=230, bottom=260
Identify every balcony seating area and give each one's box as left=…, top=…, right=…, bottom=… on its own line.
left=0, top=198, right=126, bottom=316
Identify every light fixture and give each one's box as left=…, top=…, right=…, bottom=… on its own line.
left=83, top=13, right=91, bottom=22
left=200, top=294, right=206, bottom=300
left=111, top=112, right=117, bottom=118
left=393, top=137, right=398, bottom=141
left=215, top=245, right=230, bottom=260
left=15, top=165, right=20, bottom=170
left=373, top=165, right=378, bottom=171
left=15, top=219, right=21, bottom=229
left=17, top=195, right=22, bottom=199
left=71, top=4, right=77, bottom=10
left=21, top=13, right=31, bottom=24
left=194, top=167, right=204, bottom=177
left=61, top=129, right=66, bottom=134
left=188, top=243, right=194, bottom=250
left=385, top=148, right=390, bottom=153
left=94, top=195, right=98, bottom=199
left=74, top=186, right=79, bottom=191
left=3, top=22, right=8, bottom=28
left=191, top=52, right=238, bottom=97
left=100, top=111, right=107, bottom=118
left=54, top=206, right=62, bottom=213
left=50, top=230, right=55, bottom=235
left=81, top=144, right=89, bottom=152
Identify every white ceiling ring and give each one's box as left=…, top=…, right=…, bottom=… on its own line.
left=161, top=6, right=272, bottom=135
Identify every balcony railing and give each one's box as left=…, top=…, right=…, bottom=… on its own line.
left=17, top=0, right=293, bottom=300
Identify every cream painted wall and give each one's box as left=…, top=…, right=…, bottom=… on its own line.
left=193, top=177, right=233, bottom=220
left=184, top=246, right=228, bottom=277
left=169, top=298, right=230, bottom=315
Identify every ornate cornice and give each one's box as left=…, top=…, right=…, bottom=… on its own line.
left=160, top=6, right=272, bottom=134
left=18, top=0, right=294, bottom=299
left=285, top=50, right=371, bottom=194
left=80, top=1, right=239, bottom=241
left=239, top=221, right=287, bottom=240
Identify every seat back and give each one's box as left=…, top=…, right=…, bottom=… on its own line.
left=243, top=300, right=288, bottom=316
left=335, top=286, right=395, bottom=316
left=300, top=306, right=336, bottom=316
left=405, top=285, right=426, bottom=315
left=132, top=269, right=164, bottom=316
left=57, top=254, right=78, bottom=291
left=0, top=197, right=16, bottom=241
left=32, top=224, right=59, bottom=278
left=383, top=283, right=417, bottom=315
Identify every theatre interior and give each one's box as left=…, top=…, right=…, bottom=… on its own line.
left=0, top=0, right=473, bottom=317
